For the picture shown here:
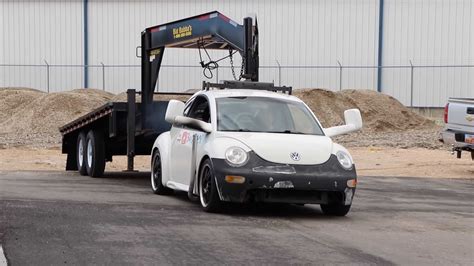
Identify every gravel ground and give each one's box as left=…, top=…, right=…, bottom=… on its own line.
left=0, top=127, right=446, bottom=151
left=0, top=132, right=61, bottom=149
left=335, top=126, right=445, bottom=150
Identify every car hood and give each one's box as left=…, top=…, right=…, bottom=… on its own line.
left=217, top=132, right=333, bottom=165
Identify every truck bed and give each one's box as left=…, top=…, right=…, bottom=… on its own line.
left=446, top=98, right=474, bottom=134
left=440, top=97, right=474, bottom=160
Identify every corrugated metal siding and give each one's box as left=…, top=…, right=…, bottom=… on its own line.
left=86, top=0, right=379, bottom=93
left=382, top=0, right=474, bottom=106
left=0, top=0, right=472, bottom=106
left=0, top=0, right=84, bottom=92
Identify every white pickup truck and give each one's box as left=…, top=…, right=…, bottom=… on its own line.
left=439, top=98, right=474, bottom=160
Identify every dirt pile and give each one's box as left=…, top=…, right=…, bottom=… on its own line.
left=0, top=88, right=44, bottom=122
left=294, top=89, right=435, bottom=131
left=0, top=88, right=115, bottom=147
left=0, top=87, right=438, bottom=148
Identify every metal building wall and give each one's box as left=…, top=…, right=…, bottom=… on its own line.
left=382, top=0, right=474, bottom=107
left=1, top=0, right=84, bottom=92
left=1, top=0, right=473, bottom=106
left=86, top=0, right=379, bottom=93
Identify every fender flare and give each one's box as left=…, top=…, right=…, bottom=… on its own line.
left=194, top=154, right=227, bottom=202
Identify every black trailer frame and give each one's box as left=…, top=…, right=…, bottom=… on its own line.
left=60, top=11, right=260, bottom=175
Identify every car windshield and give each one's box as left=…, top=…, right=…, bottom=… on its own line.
left=216, top=96, right=324, bottom=135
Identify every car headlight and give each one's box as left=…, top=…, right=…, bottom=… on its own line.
left=336, top=151, right=353, bottom=170
left=225, top=147, right=249, bottom=167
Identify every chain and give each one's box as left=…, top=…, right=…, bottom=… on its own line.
left=229, top=49, right=244, bottom=81
left=240, top=56, right=245, bottom=80
left=229, top=49, right=237, bottom=80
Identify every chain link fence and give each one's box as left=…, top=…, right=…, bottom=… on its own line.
left=1, top=62, right=472, bottom=107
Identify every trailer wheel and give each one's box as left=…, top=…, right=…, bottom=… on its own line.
left=151, top=150, right=173, bottom=195
left=198, top=159, right=222, bottom=212
left=76, top=132, right=87, bottom=175
left=85, top=130, right=106, bottom=177
left=320, top=203, right=351, bottom=216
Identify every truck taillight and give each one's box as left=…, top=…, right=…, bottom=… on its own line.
left=444, top=103, right=449, bottom=123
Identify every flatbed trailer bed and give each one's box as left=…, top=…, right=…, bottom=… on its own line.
left=59, top=90, right=179, bottom=173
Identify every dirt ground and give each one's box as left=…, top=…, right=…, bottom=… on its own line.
left=0, top=146, right=471, bottom=179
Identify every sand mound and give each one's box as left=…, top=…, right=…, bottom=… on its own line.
left=0, top=87, right=45, bottom=123
left=0, top=87, right=436, bottom=148
left=0, top=89, right=114, bottom=136
left=294, top=89, right=435, bottom=132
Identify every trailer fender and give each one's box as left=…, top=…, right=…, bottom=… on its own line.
left=152, top=131, right=172, bottom=186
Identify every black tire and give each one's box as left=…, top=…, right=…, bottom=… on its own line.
left=85, top=130, right=106, bottom=177
left=320, top=203, right=351, bottom=216
left=151, top=150, right=173, bottom=195
left=198, top=159, right=222, bottom=212
left=76, top=132, right=88, bottom=176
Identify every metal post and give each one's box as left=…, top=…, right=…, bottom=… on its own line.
left=410, top=60, right=414, bottom=107
left=337, top=60, right=342, bottom=91
left=100, top=62, right=105, bottom=91
left=276, top=60, right=281, bottom=86
left=215, top=67, right=219, bottom=83
left=83, top=0, right=89, bottom=88
left=44, top=59, right=50, bottom=93
left=126, top=89, right=136, bottom=172
left=376, top=0, right=385, bottom=92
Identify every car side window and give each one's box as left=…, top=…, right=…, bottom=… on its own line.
left=188, top=96, right=210, bottom=123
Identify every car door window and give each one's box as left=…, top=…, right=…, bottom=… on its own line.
left=187, top=96, right=210, bottom=123
left=183, top=98, right=195, bottom=117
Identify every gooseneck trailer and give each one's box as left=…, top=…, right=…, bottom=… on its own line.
left=59, top=12, right=260, bottom=177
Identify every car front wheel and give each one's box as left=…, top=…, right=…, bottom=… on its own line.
left=151, top=150, right=173, bottom=195
left=199, top=159, right=222, bottom=212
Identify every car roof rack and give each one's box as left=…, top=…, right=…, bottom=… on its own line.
left=202, top=80, right=292, bottom=95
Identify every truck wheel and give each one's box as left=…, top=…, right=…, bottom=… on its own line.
left=199, top=159, right=222, bottom=212
left=85, top=130, right=106, bottom=177
left=151, top=150, right=173, bottom=195
left=320, top=203, right=351, bottom=216
left=76, top=132, right=87, bottom=176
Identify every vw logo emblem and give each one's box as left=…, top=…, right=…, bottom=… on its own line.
left=290, top=152, right=301, bottom=161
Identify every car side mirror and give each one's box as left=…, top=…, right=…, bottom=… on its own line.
left=174, top=116, right=213, bottom=133
left=324, top=109, right=363, bottom=137
left=165, top=100, right=185, bottom=124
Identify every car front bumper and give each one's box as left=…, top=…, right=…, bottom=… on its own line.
left=211, top=152, right=357, bottom=205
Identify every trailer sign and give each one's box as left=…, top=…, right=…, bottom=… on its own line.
left=173, top=25, right=192, bottom=39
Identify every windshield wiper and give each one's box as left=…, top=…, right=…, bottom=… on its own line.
left=267, top=130, right=304, bottom=134
left=220, top=128, right=253, bottom=132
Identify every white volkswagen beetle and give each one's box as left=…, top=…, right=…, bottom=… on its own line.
left=151, top=84, right=362, bottom=216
